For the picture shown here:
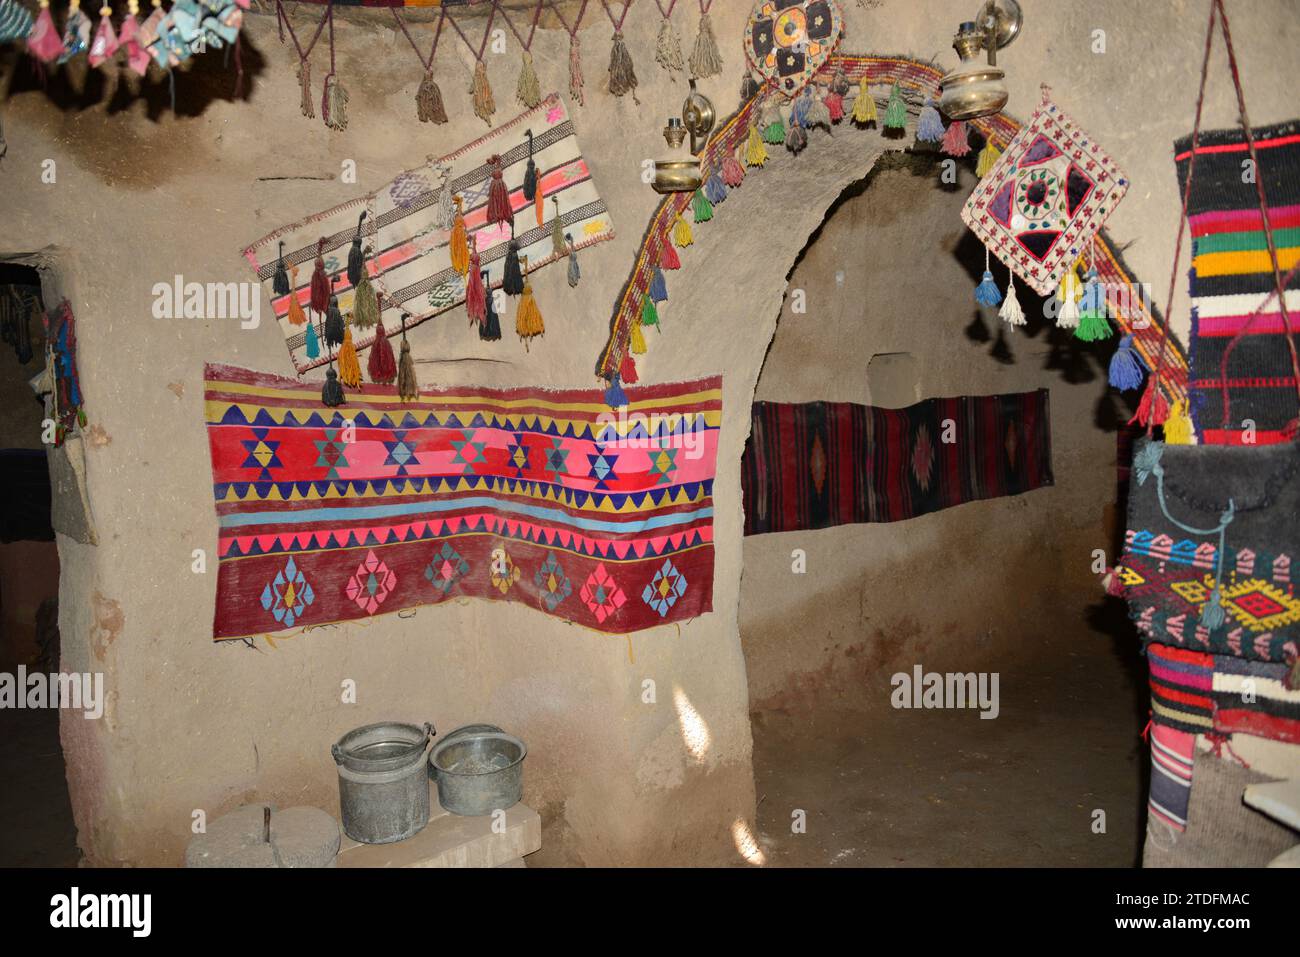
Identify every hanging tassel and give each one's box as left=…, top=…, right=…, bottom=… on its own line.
left=916, top=98, right=945, bottom=142
left=761, top=102, right=785, bottom=144
left=608, top=30, right=637, bottom=98
left=323, top=73, right=350, bottom=132
left=806, top=90, right=833, bottom=134
left=503, top=239, right=524, bottom=295
left=522, top=130, right=538, bottom=202
left=1130, top=379, right=1170, bottom=427
left=485, top=154, right=512, bottom=227
left=535, top=180, right=545, bottom=228
left=325, top=285, right=346, bottom=348
left=641, top=295, right=659, bottom=328
left=976, top=138, right=1001, bottom=177
left=1056, top=268, right=1081, bottom=329
left=620, top=354, right=639, bottom=385
left=649, top=267, right=668, bottom=303
left=322, top=366, right=344, bottom=407
left=656, top=15, right=684, bottom=77
left=884, top=81, right=907, bottom=131
left=568, top=33, right=584, bottom=106
left=692, top=188, right=713, bottom=224
left=417, top=70, right=448, bottom=124
left=784, top=114, right=807, bottom=154
left=516, top=49, right=541, bottom=109
left=338, top=326, right=361, bottom=388
left=347, top=212, right=366, bottom=287
left=1200, top=584, right=1226, bottom=629
left=1075, top=268, right=1112, bottom=341
left=941, top=120, right=970, bottom=157
left=745, top=123, right=769, bottom=167
left=567, top=235, right=581, bottom=288
left=368, top=317, right=397, bottom=386
left=437, top=179, right=455, bottom=230
left=704, top=170, right=728, bottom=206
left=630, top=319, right=647, bottom=355
left=397, top=317, right=419, bottom=399
left=551, top=199, right=567, bottom=258
left=304, top=318, right=320, bottom=359
left=689, top=11, right=722, bottom=79
left=660, top=242, right=681, bottom=270
left=1108, top=335, right=1146, bottom=391
left=466, top=248, right=486, bottom=326
left=975, top=270, right=1002, bottom=308
left=26, top=2, right=60, bottom=63
left=272, top=241, right=290, bottom=296
left=472, top=59, right=495, bottom=125
left=826, top=68, right=849, bottom=122
left=852, top=76, right=878, bottom=127
left=450, top=196, right=470, bottom=276
left=673, top=213, right=694, bottom=248
left=722, top=152, right=746, bottom=187
left=999, top=274, right=1025, bottom=327
left=286, top=268, right=308, bottom=326
left=604, top=374, right=627, bottom=409
left=310, top=239, right=330, bottom=315
left=88, top=4, right=118, bottom=67
left=297, top=59, right=314, bottom=119
left=515, top=259, right=544, bottom=349
left=1164, top=398, right=1194, bottom=446
left=480, top=274, right=502, bottom=341
left=352, top=271, right=379, bottom=329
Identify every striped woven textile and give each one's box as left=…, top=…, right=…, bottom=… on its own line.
left=1211, top=655, right=1300, bottom=745
left=243, top=94, right=613, bottom=375
left=1175, top=119, right=1300, bottom=444
left=1146, top=642, right=1214, bottom=734
left=1147, top=723, right=1194, bottom=834
left=204, top=363, right=719, bottom=638
left=740, top=390, right=1052, bottom=535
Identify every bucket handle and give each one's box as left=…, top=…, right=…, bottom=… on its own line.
left=331, top=722, right=436, bottom=765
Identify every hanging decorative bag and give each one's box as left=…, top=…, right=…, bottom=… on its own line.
left=1118, top=0, right=1300, bottom=673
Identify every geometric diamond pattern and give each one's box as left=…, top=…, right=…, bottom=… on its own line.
left=1221, top=578, right=1300, bottom=632
left=314, top=427, right=350, bottom=480
left=260, top=555, right=314, bottom=628
left=424, top=542, right=469, bottom=596
left=642, top=557, right=688, bottom=618
left=346, top=549, right=397, bottom=615
left=383, top=429, right=418, bottom=477
left=587, top=445, right=619, bottom=491
left=647, top=445, right=678, bottom=486
left=241, top=427, right=282, bottom=481
left=579, top=562, right=626, bottom=623
left=534, top=551, right=572, bottom=611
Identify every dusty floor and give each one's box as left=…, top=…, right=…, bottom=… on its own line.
left=0, top=707, right=79, bottom=867
left=749, top=601, right=1148, bottom=867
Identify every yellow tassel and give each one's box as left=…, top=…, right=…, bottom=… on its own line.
left=673, top=213, right=693, bottom=249
left=286, top=266, right=307, bottom=325
left=631, top=320, right=647, bottom=355
left=745, top=123, right=768, bottom=168
left=515, top=261, right=544, bottom=348
left=976, top=140, right=1001, bottom=177
left=338, top=327, right=362, bottom=388
left=450, top=196, right=469, bottom=276
left=1057, top=264, right=1083, bottom=302
left=1164, top=399, right=1194, bottom=445
left=852, top=76, right=877, bottom=125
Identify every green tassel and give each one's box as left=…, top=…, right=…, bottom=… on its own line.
left=884, top=81, right=907, bottom=130
left=641, top=296, right=659, bottom=327
left=692, top=188, right=713, bottom=224
left=762, top=120, right=785, bottom=144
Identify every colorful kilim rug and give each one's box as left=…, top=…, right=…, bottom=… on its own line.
left=1147, top=723, right=1194, bottom=835
left=1211, top=654, right=1300, bottom=745
left=1146, top=643, right=1214, bottom=734
left=203, top=363, right=719, bottom=639
left=243, top=94, right=613, bottom=375
left=962, top=89, right=1129, bottom=297
left=1175, top=119, right=1300, bottom=445
left=740, top=390, right=1052, bottom=535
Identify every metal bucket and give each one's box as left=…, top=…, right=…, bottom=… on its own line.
left=332, top=721, right=434, bottom=844
left=429, top=725, right=526, bottom=817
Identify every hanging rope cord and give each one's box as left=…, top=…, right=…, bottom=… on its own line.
left=653, top=0, right=679, bottom=18
left=445, top=1, right=497, bottom=63
left=276, top=0, right=331, bottom=64
left=1147, top=0, right=1300, bottom=437
left=498, top=0, right=545, bottom=53
left=390, top=5, right=447, bottom=72
left=600, top=0, right=633, bottom=33
left=549, top=0, right=590, bottom=36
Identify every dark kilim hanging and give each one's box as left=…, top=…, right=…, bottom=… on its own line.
left=1175, top=119, right=1300, bottom=444
left=740, top=390, right=1053, bottom=535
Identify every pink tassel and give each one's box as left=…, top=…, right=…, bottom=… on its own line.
left=88, top=9, right=119, bottom=67
left=27, top=5, right=64, bottom=63
left=485, top=155, right=512, bottom=228
left=118, top=14, right=150, bottom=76
left=620, top=353, right=639, bottom=384
left=941, top=120, right=971, bottom=157
left=722, top=153, right=745, bottom=188
left=824, top=91, right=844, bottom=123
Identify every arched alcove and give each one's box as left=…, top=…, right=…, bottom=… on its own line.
left=737, top=151, right=1147, bottom=866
